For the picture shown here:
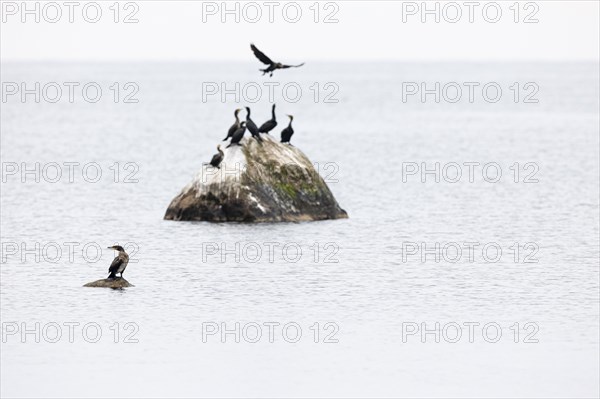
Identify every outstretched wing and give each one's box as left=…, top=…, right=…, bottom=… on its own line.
left=281, top=63, right=305, bottom=69
left=250, top=44, right=274, bottom=65
left=108, top=256, right=123, bottom=274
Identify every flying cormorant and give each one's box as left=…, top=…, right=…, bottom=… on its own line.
left=258, top=104, right=278, bottom=134
left=250, top=44, right=305, bottom=77
left=209, top=145, right=225, bottom=168
left=245, top=107, right=262, bottom=141
left=107, top=245, right=129, bottom=279
left=223, top=108, right=242, bottom=141
left=226, top=122, right=246, bottom=148
left=281, top=115, right=294, bottom=144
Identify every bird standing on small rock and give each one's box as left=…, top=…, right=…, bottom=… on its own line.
left=281, top=115, right=294, bottom=144
left=107, top=245, right=129, bottom=279
left=258, top=104, right=278, bottom=134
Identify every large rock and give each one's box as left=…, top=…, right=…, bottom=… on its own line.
left=83, top=278, right=134, bottom=288
left=164, top=135, right=348, bottom=222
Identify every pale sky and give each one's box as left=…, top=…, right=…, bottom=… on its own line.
left=1, top=0, right=599, bottom=61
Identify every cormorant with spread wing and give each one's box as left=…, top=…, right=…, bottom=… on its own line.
left=226, top=122, right=246, bottom=148
left=281, top=115, right=294, bottom=144
left=209, top=145, right=224, bottom=168
left=251, top=44, right=305, bottom=77
left=223, top=108, right=242, bottom=141
left=258, top=104, right=278, bottom=134
left=107, top=245, right=129, bottom=279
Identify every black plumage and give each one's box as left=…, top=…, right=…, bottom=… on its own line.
left=209, top=145, right=224, bottom=168
left=280, top=115, right=294, bottom=144
left=226, top=122, right=246, bottom=148
left=258, top=104, right=278, bottom=134
left=223, top=108, right=242, bottom=141
left=250, top=44, right=305, bottom=77
left=245, top=107, right=262, bottom=141
left=107, top=245, right=129, bottom=279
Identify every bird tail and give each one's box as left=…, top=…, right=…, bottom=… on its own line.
left=108, top=272, right=116, bottom=279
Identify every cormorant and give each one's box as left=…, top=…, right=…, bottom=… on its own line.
left=107, top=245, right=129, bottom=279
left=209, top=145, right=224, bottom=168
left=281, top=115, right=294, bottom=144
left=250, top=44, right=305, bottom=77
left=223, top=108, right=242, bottom=141
left=245, top=107, right=262, bottom=141
left=258, top=104, right=277, bottom=134
left=226, top=122, right=246, bottom=148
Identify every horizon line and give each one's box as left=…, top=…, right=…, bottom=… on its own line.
left=1, top=58, right=599, bottom=63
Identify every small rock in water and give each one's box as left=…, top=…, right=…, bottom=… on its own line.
left=83, top=278, right=134, bottom=288
left=164, top=135, right=348, bottom=222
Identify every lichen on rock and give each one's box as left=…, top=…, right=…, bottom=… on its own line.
left=164, top=135, right=348, bottom=222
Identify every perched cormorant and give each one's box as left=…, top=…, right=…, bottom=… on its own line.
left=258, top=104, right=278, bottom=134
left=281, top=115, right=294, bottom=144
left=107, top=245, right=129, bottom=279
left=209, top=145, right=225, bottom=168
left=250, top=44, right=305, bottom=77
left=245, top=107, right=262, bottom=141
left=223, top=108, right=242, bottom=141
left=226, top=122, right=246, bottom=148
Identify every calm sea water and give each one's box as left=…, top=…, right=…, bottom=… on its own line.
left=1, top=62, right=599, bottom=398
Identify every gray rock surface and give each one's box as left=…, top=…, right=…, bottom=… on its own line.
left=83, top=278, right=134, bottom=288
left=164, top=135, right=348, bottom=222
